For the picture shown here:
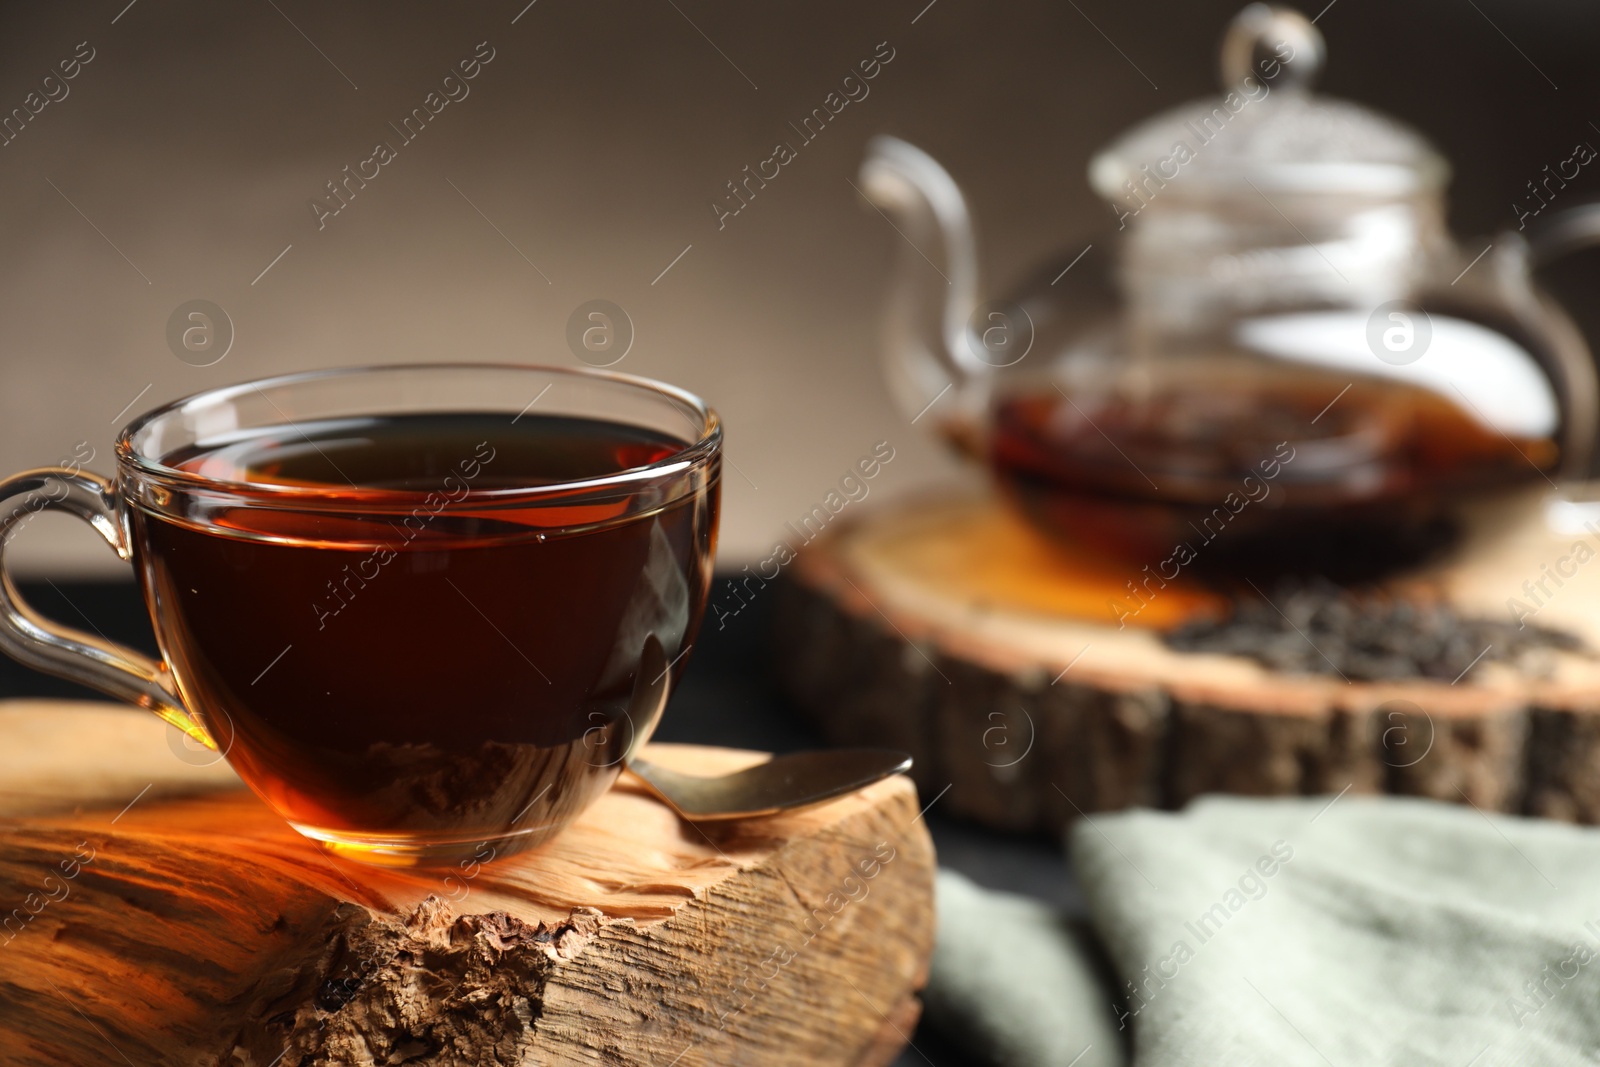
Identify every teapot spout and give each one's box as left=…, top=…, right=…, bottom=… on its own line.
left=858, top=136, right=984, bottom=427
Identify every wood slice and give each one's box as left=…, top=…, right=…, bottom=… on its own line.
left=773, top=490, right=1600, bottom=832
left=0, top=700, right=933, bottom=1067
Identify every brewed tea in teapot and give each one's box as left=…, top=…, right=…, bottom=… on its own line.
left=861, top=3, right=1599, bottom=575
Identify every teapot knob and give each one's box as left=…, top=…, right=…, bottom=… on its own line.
left=1220, top=4, right=1324, bottom=94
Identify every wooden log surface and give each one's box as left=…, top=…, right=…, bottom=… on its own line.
left=774, top=489, right=1600, bottom=832
left=0, top=700, right=934, bottom=1067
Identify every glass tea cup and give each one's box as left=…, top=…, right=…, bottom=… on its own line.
left=0, top=364, right=721, bottom=865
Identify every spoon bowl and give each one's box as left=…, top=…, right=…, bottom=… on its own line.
left=628, top=748, right=914, bottom=821
left=621, top=634, right=912, bottom=820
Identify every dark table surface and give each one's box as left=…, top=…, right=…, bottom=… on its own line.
left=5, top=574, right=1080, bottom=1067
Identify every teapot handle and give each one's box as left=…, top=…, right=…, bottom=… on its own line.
left=1516, top=203, right=1600, bottom=476
left=1502, top=204, right=1600, bottom=477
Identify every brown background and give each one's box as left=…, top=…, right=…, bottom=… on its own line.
left=2, top=0, right=1598, bottom=574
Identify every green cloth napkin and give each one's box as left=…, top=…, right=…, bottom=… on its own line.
left=924, top=869, right=1125, bottom=1067
left=1072, top=795, right=1600, bottom=1067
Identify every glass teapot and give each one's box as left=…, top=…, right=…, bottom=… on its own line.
left=861, top=3, right=1600, bottom=575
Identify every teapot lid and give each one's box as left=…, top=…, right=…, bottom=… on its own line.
left=1088, top=4, right=1449, bottom=203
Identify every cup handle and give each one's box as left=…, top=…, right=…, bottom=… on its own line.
left=0, top=467, right=204, bottom=744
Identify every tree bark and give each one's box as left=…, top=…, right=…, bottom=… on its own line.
left=775, top=491, right=1600, bottom=831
